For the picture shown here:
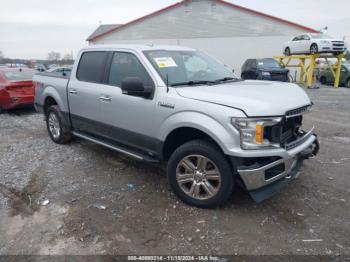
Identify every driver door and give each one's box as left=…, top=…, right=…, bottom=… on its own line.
left=98, top=51, right=158, bottom=154
left=300, top=34, right=311, bottom=53
left=290, top=36, right=301, bottom=53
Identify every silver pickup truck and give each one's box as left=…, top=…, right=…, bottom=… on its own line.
left=33, top=44, right=319, bottom=208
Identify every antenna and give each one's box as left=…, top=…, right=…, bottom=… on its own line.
left=166, top=74, right=169, bottom=93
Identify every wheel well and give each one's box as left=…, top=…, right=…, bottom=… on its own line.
left=44, top=96, right=58, bottom=116
left=162, top=127, right=222, bottom=160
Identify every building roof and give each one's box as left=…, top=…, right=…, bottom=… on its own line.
left=86, top=24, right=123, bottom=41
left=81, top=44, right=196, bottom=52
left=87, top=0, right=319, bottom=42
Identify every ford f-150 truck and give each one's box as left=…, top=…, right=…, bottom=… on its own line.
left=33, top=45, right=319, bottom=208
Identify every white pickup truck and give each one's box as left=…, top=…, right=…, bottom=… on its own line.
left=33, top=44, right=319, bottom=208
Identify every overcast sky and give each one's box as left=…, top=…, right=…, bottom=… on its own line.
left=0, top=0, right=349, bottom=59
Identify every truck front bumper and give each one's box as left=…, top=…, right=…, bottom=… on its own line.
left=232, top=132, right=319, bottom=202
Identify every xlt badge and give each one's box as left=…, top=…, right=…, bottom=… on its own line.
left=158, top=102, right=175, bottom=109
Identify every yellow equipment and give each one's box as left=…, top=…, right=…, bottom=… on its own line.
left=274, top=53, right=344, bottom=88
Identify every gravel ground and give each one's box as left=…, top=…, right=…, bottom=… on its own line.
left=0, top=85, right=349, bottom=256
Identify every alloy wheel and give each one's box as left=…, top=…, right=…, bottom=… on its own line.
left=310, top=45, right=318, bottom=54
left=176, top=154, right=221, bottom=200
left=48, top=112, right=61, bottom=139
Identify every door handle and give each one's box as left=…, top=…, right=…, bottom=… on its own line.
left=99, top=95, right=111, bottom=102
left=69, top=88, right=77, bottom=95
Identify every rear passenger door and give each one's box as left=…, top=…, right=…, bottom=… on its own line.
left=68, top=51, right=108, bottom=135
left=99, top=51, right=159, bottom=155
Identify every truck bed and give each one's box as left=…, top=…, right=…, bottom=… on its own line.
left=33, top=72, right=70, bottom=113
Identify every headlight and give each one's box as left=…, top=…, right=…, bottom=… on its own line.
left=232, top=117, right=282, bottom=150
left=320, top=40, right=330, bottom=44
left=261, top=72, right=270, bottom=76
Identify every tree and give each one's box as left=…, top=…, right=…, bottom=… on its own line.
left=47, top=51, right=61, bottom=61
left=62, top=53, right=73, bottom=61
left=0, top=50, right=4, bottom=59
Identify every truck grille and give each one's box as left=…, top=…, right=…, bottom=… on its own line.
left=264, top=105, right=312, bottom=149
left=270, top=71, right=286, bottom=76
left=331, top=41, right=345, bottom=49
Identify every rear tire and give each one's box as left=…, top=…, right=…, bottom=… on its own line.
left=346, top=78, right=350, bottom=88
left=284, top=47, right=291, bottom=56
left=167, top=139, right=234, bottom=208
left=319, top=76, right=327, bottom=85
left=46, top=105, right=72, bottom=144
left=310, top=44, right=318, bottom=54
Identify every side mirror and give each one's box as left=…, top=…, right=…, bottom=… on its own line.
left=121, top=77, right=153, bottom=98
left=232, top=69, right=235, bottom=73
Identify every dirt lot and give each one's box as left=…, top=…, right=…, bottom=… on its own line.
left=0, top=85, right=349, bottom=256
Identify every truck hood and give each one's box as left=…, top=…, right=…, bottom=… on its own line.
left=175, top=80, right=311, bottom=116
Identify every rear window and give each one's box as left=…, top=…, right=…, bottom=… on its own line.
left=4, top=70, right=35, bottom=81
left=76, top=51, right=107, bottom=83
left=257, top=59, right=282, bottom=69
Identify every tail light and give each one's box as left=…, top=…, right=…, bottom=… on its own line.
left=5, top=85, right=33, bottom=91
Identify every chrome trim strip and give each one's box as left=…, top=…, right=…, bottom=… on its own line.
left=285, top=126, right=314, bottom=151
left=285, top=105, right=311, bottom=119
left=238, top=158, right=296, bottom=191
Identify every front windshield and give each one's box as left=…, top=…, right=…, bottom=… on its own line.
left=143, top=50, right=237, bottom=86
left=257, top=59, right=282, bottom=69
left=311, top=33, right=332, bottom=39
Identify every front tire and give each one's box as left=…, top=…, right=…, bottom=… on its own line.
left=167, top=140, right=234, bottom=208
left=310, top=44, right=318, bottom=54
left=46, top=105, right=72, bottom=144
left=319, top=76, right=327, bottom=85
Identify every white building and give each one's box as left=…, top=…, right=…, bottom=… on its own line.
left=87, top=0, right=318, bottom=74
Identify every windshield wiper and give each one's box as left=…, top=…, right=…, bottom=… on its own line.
left=170, top=80, right=215, bottom=87
left=212, top=77, right=237, bottom=83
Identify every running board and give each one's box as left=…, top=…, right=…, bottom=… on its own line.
left=72, top=131, right=159, bottom=163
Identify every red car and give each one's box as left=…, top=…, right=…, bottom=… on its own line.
left=0, top=68, right=36, bottom=112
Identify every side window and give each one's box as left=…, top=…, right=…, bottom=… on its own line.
left=76, top=51, right=107, bottom=83
left=108, top=52, right=154, bottom=87
left=248, top=60, right=256, bottom=69
left=292, top=36, right=300, bottom=41
left=242, top=60, right=248, bottom=71
left=302, top=35, right=310, bottom=40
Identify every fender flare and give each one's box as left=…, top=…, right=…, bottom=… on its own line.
left=42, top=86, right=67, bottom=112
left=159, top=111, right=239, bottom=154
